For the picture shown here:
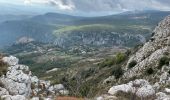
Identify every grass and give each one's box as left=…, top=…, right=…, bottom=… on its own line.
left=99, top=52, right=127, bottom=68
left=53, top=24, right=115, bottom=34
left=53, top=24, right=151, bottom=36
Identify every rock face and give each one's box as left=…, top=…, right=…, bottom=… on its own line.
left=0, top=56, right=68, bottom=100
left=54, top=31, right=146, bottom=49
left=123, top=15, right=170, bottom=79
left=1, top=56, right=31, bottom=97
left=16, top=37, right=34, bottom=44
left=101, top=16, right=170, bottom=100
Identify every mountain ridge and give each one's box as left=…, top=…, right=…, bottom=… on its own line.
left=99, top=15, right=170, bottom=100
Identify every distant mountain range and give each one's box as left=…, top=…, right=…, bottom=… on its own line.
left=1, top=10, right=170, bottom=49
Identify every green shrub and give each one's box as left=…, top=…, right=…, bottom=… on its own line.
left=0, top=57, right=8, bottom=76
left=111, top=66, right=124, bottom=79
left=115, top=52, right=127, bottom=64
left=146, top=68, right=154, bottom=75
left=158, top=56, right=170, bottom=69
left=128, top=60, right=137, bottom=69
left=99, top=58, right=115, bottom=68
left=168, top=70, right=170, bottom=75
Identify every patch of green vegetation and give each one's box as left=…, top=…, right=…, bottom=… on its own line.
left=115, top=52, right=127, bottom=64
left=99, top=52, right=127, bottom=68
left=111, top=66, right=124, bottom=79
left=128, top=60, right=137, bottom=69
left=99, top=58, right=115, bottom=68
left=158, top=56, right=170, bottom=69
left=53, top=24, right=115, bottom=35
left=146, top=68, right=154, bottom=75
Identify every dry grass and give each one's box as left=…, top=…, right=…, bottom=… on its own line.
left=0, top=54, right=8, bottom=76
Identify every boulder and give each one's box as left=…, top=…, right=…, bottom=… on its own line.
left=0, top=78, right=31, bottom=96
left=2, top=56, right=19, bottom=66
left=136, top=85, right=155, bottom=98
left=108, top=83, right=135, bottom=95
left=54, top=84, right=65, bottom=91
left=1, top=95, right=27, bottom=100
left=0, top=87, right=9, bottom=96
left=59, top=90, right=69, bottom=95
left=165, top=88, right=170, bottom=93
left=156, top=92, right=170, bottom=100
left=108, top=79, right=155, bottom=98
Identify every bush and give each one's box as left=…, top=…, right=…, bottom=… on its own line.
left=158, top=56, right=170, bottom=69
left=146, top=68, right=154, bottom=75
left=111, top=66, right=124, bottom=79
left=168, top=70, right=170, bottom=75
left=99, top=58, right=115, bottom=68
left=115, top=52, right=127, bottom=64
left=0, top=57, right=8, bottom=76
left=128, top=60, right=137, bottom=69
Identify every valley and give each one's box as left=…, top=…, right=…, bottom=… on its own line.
left=1, top=10, right=170, bottom=98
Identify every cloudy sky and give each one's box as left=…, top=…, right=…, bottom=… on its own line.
left=1, top=0, right=170, bottom=16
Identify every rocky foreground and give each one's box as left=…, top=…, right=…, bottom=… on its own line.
left=98, top=15, right=170, bottom=100
left=0, top=56, right=68, bottom=100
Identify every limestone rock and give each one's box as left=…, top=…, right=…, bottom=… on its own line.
left=54, top=84, right=65, bottom=91
left=108, top=83, right=134, bottom=95
left=136, top=85, right=155, bottom=98
left=59, top=90, right=69, bottom=95
left=108, top=79, right=155, bottom=98
left=156, top=92, right=170, bottom=100
left=0, top=87, right=9, bottom=96
left=165, top=88, right=170, bottom=93
left=2, top=56, right=19, bottom=66
left=1, top=95, right=27, bottom=100
left=160, top=72, right=169, bottom=84
left=0, top=56, right=68, bottom=99
left=0, top=78, right=31, bottom=96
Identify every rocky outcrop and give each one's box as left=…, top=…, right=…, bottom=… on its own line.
left=108, top=79, right=155, bottom=99
left=123, top=15, right=170, bottom=79
left=16, top=37, right=34, bottom=44
left=0, top=56, right=68, bottom=100
left=54, top=31, right=146, bottom=49
left=1, top=56, right=31, bottom=97
left=100, top=16, right=170, bottom=100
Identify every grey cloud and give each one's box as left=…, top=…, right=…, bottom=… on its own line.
left=47, top=0, right=170, bottom=12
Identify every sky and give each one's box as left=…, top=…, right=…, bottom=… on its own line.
left=1, top=0, right=170, bottom=16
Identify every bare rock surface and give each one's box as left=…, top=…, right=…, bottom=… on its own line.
left=0, top=56, right=68, bottom=100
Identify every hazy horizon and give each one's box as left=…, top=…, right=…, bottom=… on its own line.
left=1, top=0, right=170, bottom=16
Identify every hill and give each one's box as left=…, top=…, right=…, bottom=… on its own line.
left=1, top=10, right=170, bottom=49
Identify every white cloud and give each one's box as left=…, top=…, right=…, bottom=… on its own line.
left=5, top=0, right=170, bottom=16
left=24, top=0, right=31, bottom=5
left=23, top=0, right=75, bottom=10
left=48, top=0, right=75, bottom=10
